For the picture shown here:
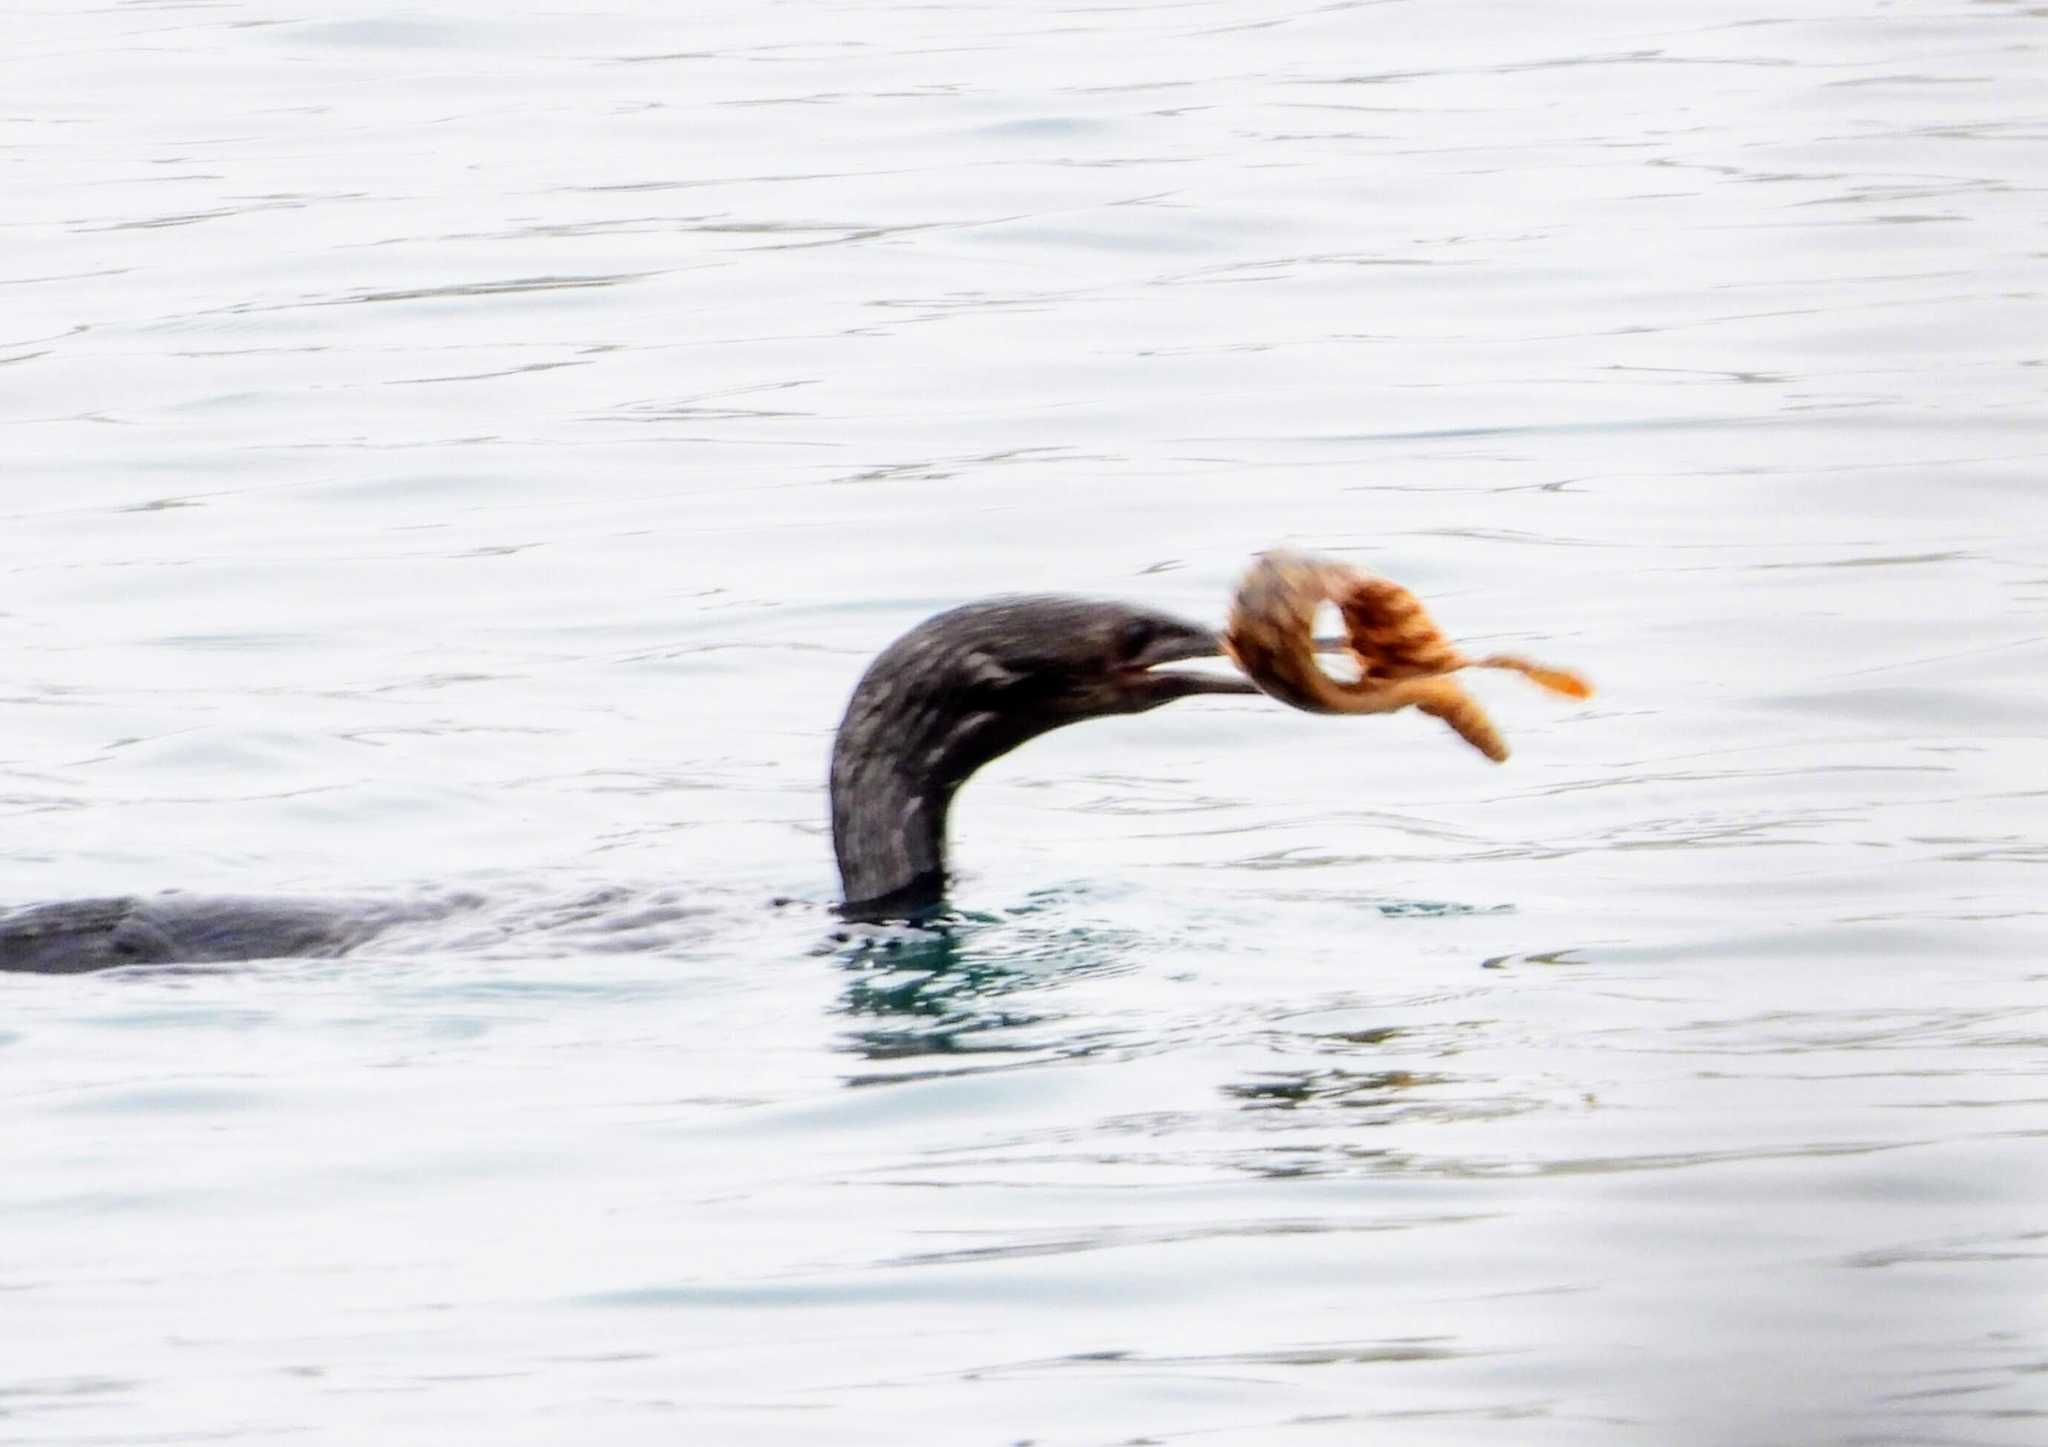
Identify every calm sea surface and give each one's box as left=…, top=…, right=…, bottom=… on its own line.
left=4, top=2, right=2045, bottom=1442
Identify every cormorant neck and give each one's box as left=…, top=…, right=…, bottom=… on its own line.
left=830, top=754, right=955, bottom=921
left=833, top=704, right=1023, bottom=922
left=829, top=640, right=1037, bottom=922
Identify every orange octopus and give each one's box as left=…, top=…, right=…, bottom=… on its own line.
left=1224, top=549, right=1592, bottom=762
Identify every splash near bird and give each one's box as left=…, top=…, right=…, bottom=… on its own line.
left=1223, top=549, right=1592, bottom=762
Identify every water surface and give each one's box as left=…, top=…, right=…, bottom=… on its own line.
left=4, top=1, right=2045, bottom=1442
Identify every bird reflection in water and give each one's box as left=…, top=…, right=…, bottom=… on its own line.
left=1223, top=1064, right=1445, bottom=1110
left=828, top=905, right=1146, bottom=1087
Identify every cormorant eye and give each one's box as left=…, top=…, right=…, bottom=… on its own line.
left=1115, top=619, right=1154, bottom=663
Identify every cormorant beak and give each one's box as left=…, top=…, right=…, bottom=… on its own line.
left=1122, top=623, right=1262, bottom=703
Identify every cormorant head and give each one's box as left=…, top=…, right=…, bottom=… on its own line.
left=830, top=596, right=1258, bottom=919
left=841, top=596, right=1257, bottom=755
left=927, top=595, right=1260, bottom=723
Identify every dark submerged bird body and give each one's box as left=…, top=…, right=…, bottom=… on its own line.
left=2, top=597, right=1254, bottom=973
left=0, top=895, right=447, bottom=975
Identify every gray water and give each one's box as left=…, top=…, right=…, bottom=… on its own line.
left=4, top=1, right=2046, bottom=1442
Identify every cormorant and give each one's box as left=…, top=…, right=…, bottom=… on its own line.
left=0, top=596, right=1259, bottom=973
